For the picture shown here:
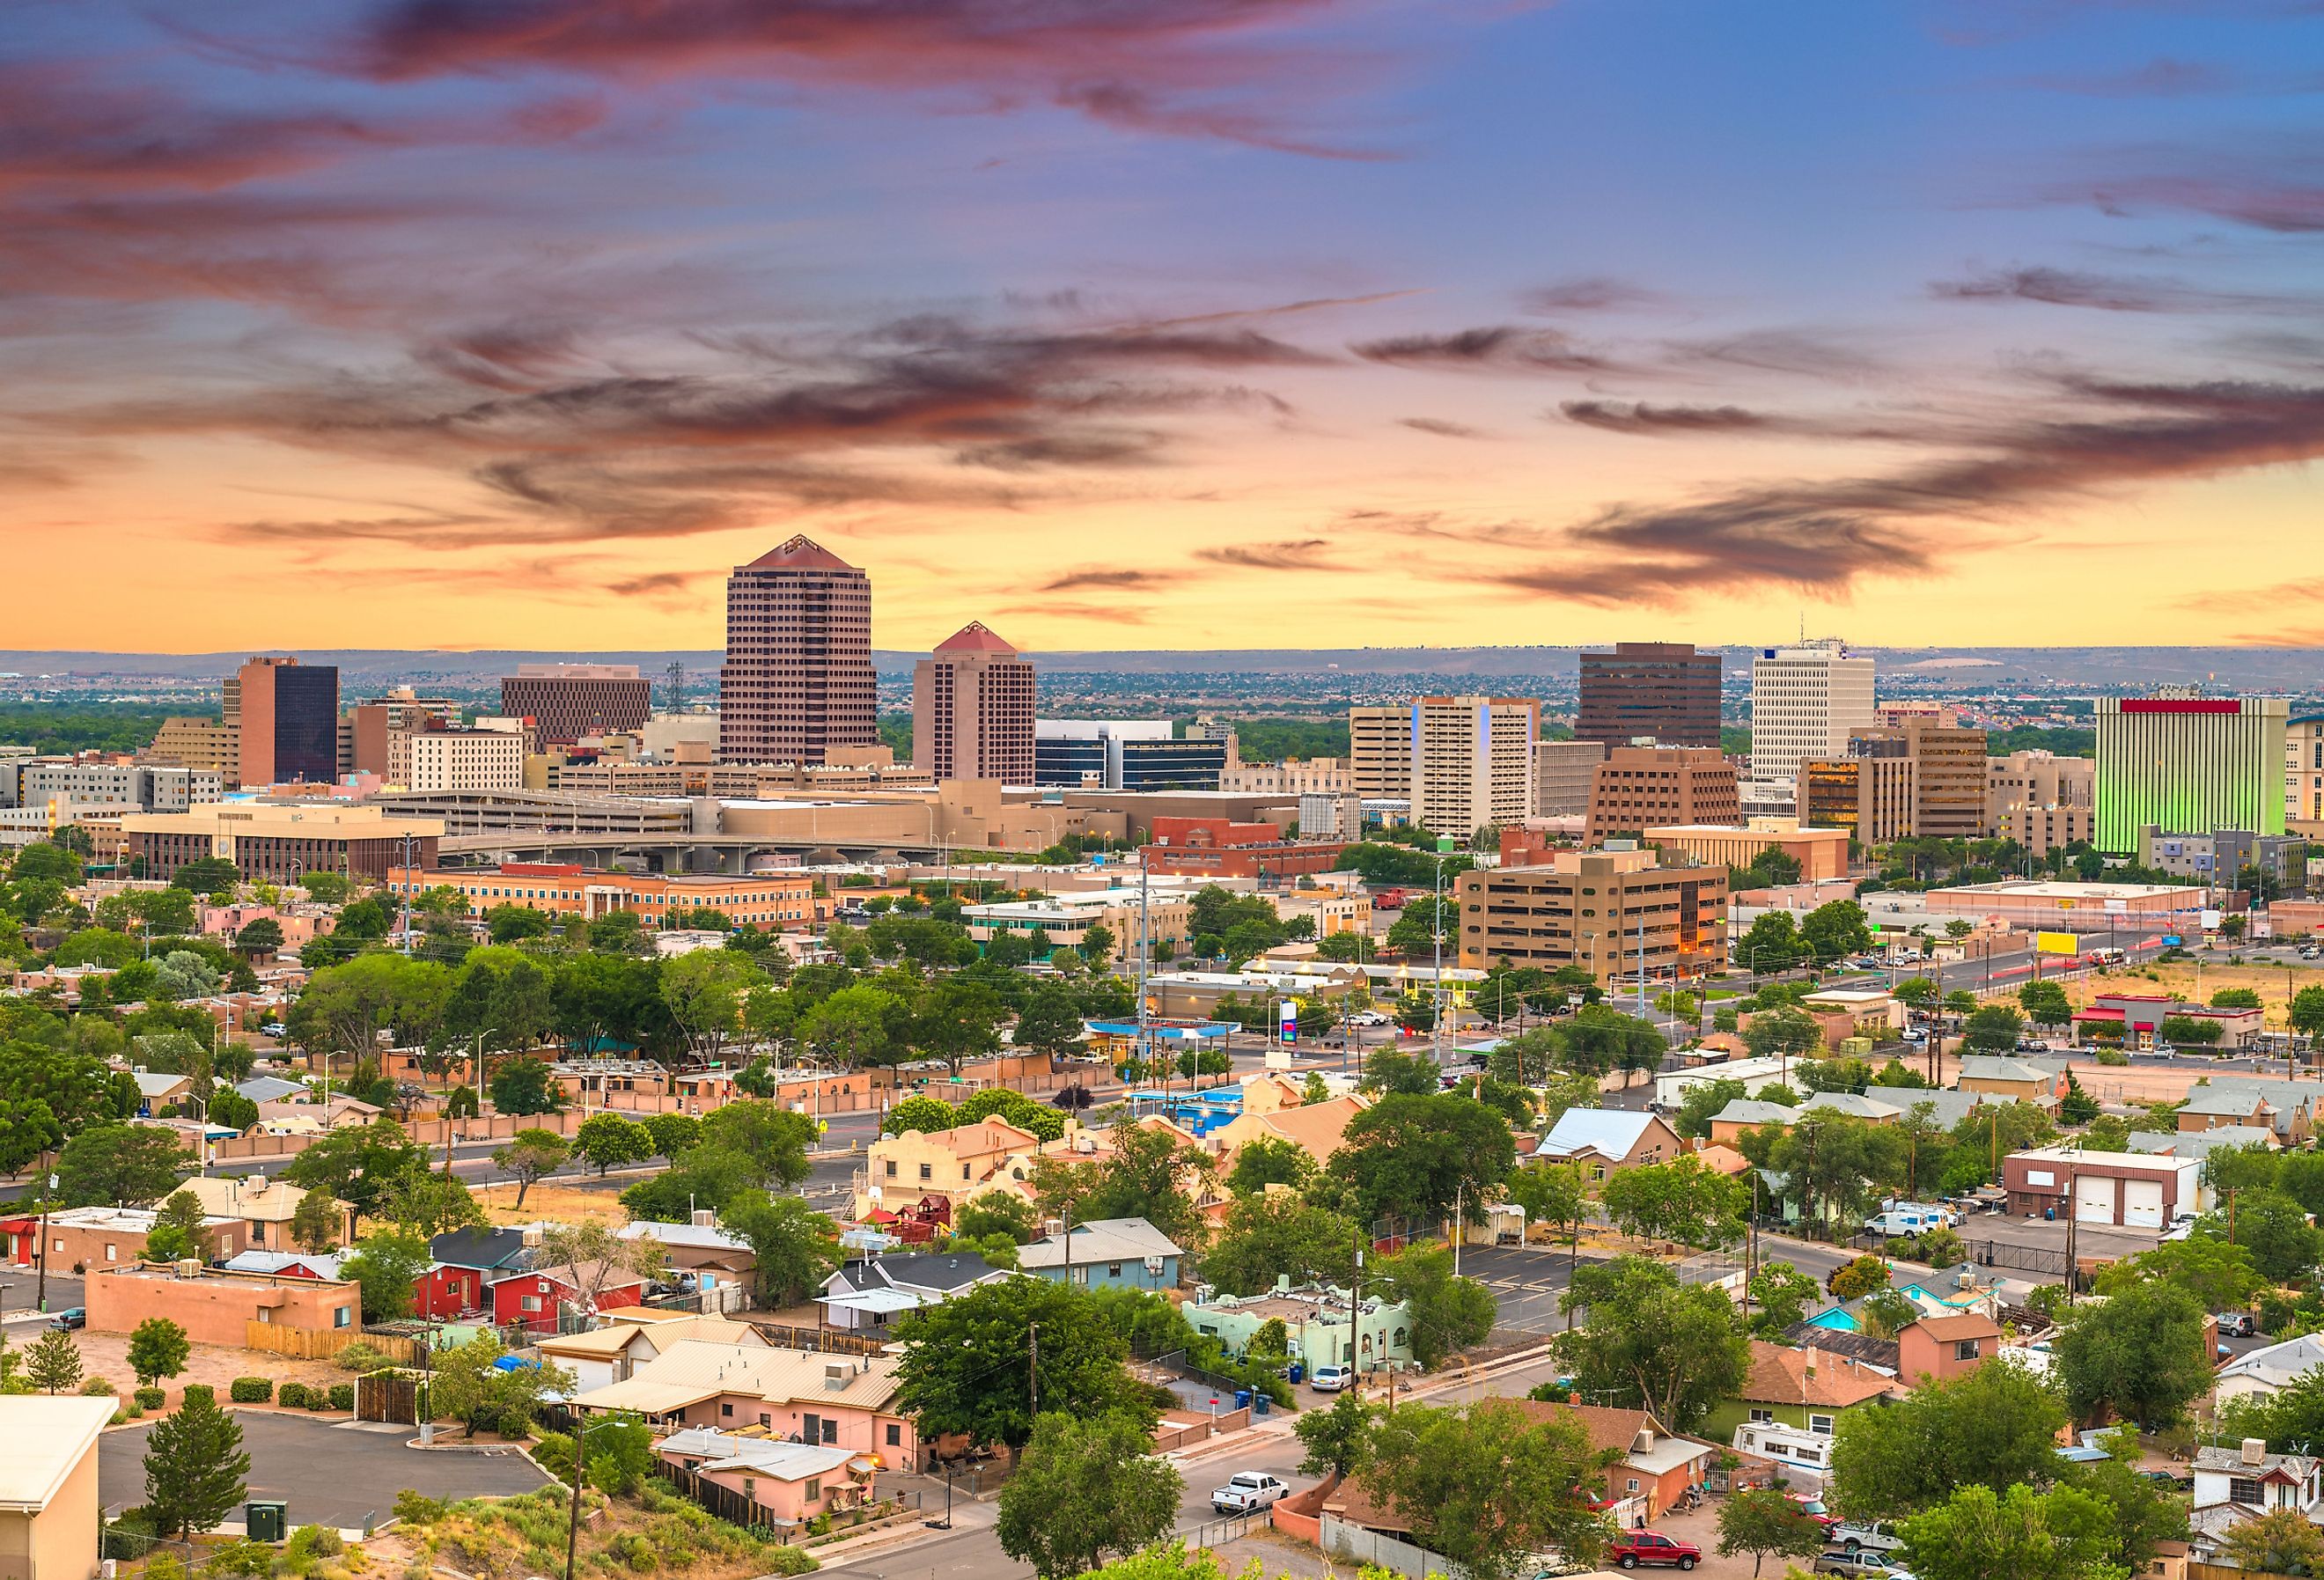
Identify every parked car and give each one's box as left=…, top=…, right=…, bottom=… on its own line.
left=1814, top=1554, right=1905, bottom=1577
left=1834, top=1521, right=1904, bottom=1554
left=48, top=1308, right=84, bottom=1331
left=2142, top=1468, right=2195, bottom=1490
left=2217, top=1312, right=2257, bottom=1337
left=1210, top=1473, right=1290, bottom=1515
left=1352, top=1010, right=1390, bottom=1027
left=1310, top=1364, right=1350, bottom=1393
left=1607, top=1531, right=1701, bottom=1570
left=1787, top=1494, right=1841, bottom=1532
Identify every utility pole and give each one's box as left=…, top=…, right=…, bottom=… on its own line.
left=1349, top=1229, right=1363, bottom=1393
left=564, top=1412, right=594, bottom=1580
left=1027, top=1322, right=1040, bottom=1416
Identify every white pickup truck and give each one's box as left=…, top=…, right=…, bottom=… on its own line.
left=1211, top=1473, right=1291, bottom=1515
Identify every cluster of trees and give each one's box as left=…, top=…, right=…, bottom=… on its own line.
left=1732, top=900, right=1875, bottom=973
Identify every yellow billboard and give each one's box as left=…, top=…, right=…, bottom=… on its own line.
left=2035, top=931, right=2080, bottom=955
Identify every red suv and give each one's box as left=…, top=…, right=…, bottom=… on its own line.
left=1607, top=1531, right=1702, bottom=1570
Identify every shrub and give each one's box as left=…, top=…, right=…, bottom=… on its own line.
left=229, top=1377, right=273, bottom=1404
left=327, top=1384, right=354, bottom=1411
left=180, top=1384, right=215, bottom=1407
left=277, top=1383, right=311, bottom=1408
left=206, top=1541, right=275, bottom=1576
left=79, top=1376, right=115, bottom=1396
left=306, top=1387, right=332, bottom=1411
left=333, top=1342, right=390, bottom=1373
left=391, top=1490, right=445, bottom=1526
left=497, top=1407, right=534, bottom=1438
left=2094, top=1047, right=2129, bottom=1066
left=132, top=1386, right=165, bottom=1412
left=109, top=1408, right=129, bottom=1426
left=760, top=1547, right=818, bottom=1576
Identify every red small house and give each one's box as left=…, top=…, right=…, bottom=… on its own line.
left=414, top=1262, right=487, bottom=1320
left=489, top=1263, right=648, bottom=1334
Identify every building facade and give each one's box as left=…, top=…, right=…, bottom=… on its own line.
left=1576, top=642, right=1721, bottom=747
left=1748, top=640, right=1876, bottom=788
left=1348, top=705, right=1413, bottom=798
left=388, top=863, right=815, bottom=930
left=1534, top=739, right=1607, bottom=818
left=1033, top=721, right=1224, bottom=790
left=911, top=622, right=1035, bottom=783
left=146, top=717, right=238, bottom=780
left=1455, top=847, right=1730, bottom=981
left=1585, top=746, right=1739, bottom=841
left=501, top=664, right=653, bottom=746
left=3, top=761, right=219, bottom=812
left=1988, top=751, right=2094, bottom=853
left=2094, top=693, right=2290, bottom=854
left=1138, top=818, right=1347, bottom=881
left=1404, top=696, right=1540, bottom=838
left=1646, top=819, right=1849, bottom=883
left=233, top=656, right=341, bottom=786
left=717, top=537, right=879, bottom=768
left=1800, top=755, right=1911, bottom=843
left=401, top=727, right=525, bottom=793
left=126, top=802, right=441, bottom=883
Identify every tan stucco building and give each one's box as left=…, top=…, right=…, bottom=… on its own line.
left=0, top=1397, right=113, bottom=1580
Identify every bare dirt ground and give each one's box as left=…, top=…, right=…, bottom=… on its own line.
left=471, top=1178, right=631, bottom=1227
left=70, top=1332, right=349, bottom=1411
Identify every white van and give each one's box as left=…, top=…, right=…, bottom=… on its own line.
left=1864, top=1207, right=1943, bottom=1237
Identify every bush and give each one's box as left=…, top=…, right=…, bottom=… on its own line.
left=79, top=1376, right=115, bottom=1396
left=230, top=1377, right=273, bottom=1404
left=277, top=1383, right=311, bottom=1408
left=759, top=1546, right=818, bottom=1577
left=496, top=1407, right=534, bottom=1438
left=392, top=1490, right=445, bottom=1526
left=181, top=1384, right=216, bottom=1407
left=306, top=1386, right=332, bottom=1411
left=333, top=1341, right=391, bottom=1373
left=327, top=1384, right=354, bottom=1411
left=132, top=1386, right=165, bottom=1412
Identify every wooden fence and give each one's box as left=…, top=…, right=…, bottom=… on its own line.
left=243, top=1321, right=423, bottom=1365
left=741, top=1320, right=888, bottom=1357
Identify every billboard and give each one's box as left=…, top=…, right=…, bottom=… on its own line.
left=2201, top=909, right=2224, bottom=930
left=1279, top=1000, right=1298, bottom=1046
left=2035, top=931, right=2081, bottom=956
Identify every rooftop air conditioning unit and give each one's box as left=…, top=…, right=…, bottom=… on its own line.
left=175, top=1259, right=203, bottom=1279
left=824, top=1360, right=854, bottom=1389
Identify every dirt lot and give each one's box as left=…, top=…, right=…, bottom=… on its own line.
left=69, top=1331, right=349, bottom=1410
left=471, top=1178, right=631, bottom=1226
left=2063, top=959, right=2324, bottom=1015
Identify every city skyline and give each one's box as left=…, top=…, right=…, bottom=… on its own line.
left=10, top=3, right=2324, bottom=651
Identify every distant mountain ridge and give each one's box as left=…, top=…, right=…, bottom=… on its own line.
left=2, top=646, right=2320, bottom=689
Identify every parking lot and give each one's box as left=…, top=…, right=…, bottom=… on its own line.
left=100, top=1412, right=548, bottom=1532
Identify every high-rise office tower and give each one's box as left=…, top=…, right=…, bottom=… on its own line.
left=717, top=536, right=878, bottom=766
left=2094, top=692, right=2288, bottom=854
left=233, top=656, right=340, bottom=785
left=1407, top=696, right=1540, bottom=839
left=912, top=622, right=1035, bottom=783
left=1349, top=706, right=1413, bottom=798
left=1748, top=639, right=1876, bottom=788
left=1576, top=642, right=1722, bottom=747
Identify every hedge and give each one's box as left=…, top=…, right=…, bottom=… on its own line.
left=306, top=1387, right=331, bottom=1411
left=132, top=1387, right=165, bottom=1412
left=230, top=1378, right=273, bottom=1404
left=327, top=1384, right=354, bottom=1412
left=277, top=1383, right=311, bottom=1408
left=182, top=1385, right=215, bottom=1407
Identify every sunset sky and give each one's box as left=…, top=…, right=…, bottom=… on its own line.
left=8, top=1, right=2324, bottom=655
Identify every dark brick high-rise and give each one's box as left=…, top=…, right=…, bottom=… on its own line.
left=717, top=536, right=878, bottom=766
left=1576, top=641, right=1721, bottom=748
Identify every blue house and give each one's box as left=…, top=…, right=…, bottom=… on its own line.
left=1019, top=1217, right=1184, bottom=1291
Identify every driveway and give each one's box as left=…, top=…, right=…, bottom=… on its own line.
left=101, top=1412, right=548, bottom=1532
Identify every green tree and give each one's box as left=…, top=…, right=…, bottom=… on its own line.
left=1555, top=1255, right=1748, bottom=1431
left=1896, top=1482, right=2118, bottom=1580
left=1012, top=985, right=1091, bottom=1059
left=428, top=1332, right=576, bottom=1437
left=1329, top=1092, right=1515, bottom=1225
left=2219, top=1508, right=2324, bottom=1578
left=956, top=1194, right=1038, bottom=1244
left=1745, top=1260, right=1822, bottom=1336
left=1600, top=1155, right=1747, bottom=1250
left=2017, top=980, right=2070, bottom=1028
left=1828, top=1355, right=2070, bottom=1520
left=2292, top=985, right=2324, bottom=1044
left=487, top=1055, right=563, bottom=1115
left=232, top=917, right=285, bottom=957
left=572, top=1113, right=656, bottom=1177
left=1503, top=1160, right=1590, bottom=1262
left=720, top=1190, right=841, bottom=1306
left=1360, top=1398, right=1612, bottom=1580
left=641, top=1112, right=700, bottom=1158
left=1200, top=1193, right=1357, bottom=1298
left=1224, top=1136, right=1313, bottom=1195
left=2060, top=1429, right=2192, bottom=1576
left=2051, top=1278, right=2210, bottom=1429
left=341, top=1226, right=432, bottom=1321
left=144, top=1188, right=212, bottom=1262
left=1378, top=1245, right=1497, bottom=1368
left=2057, top=1070, right=2100, bottom=1126
left=143, top=1385, right=250, bottom=1537
left=1799, top=899, right=1873, bottom=963
left=893, top=1279, right=1153, bottom=1451
left=882, top=1095, right=961, bottom=1136
left=58, top=1123, right=188, bottom=1207
left=1717, top=1486, right=1829, bottom=1577
left=1672, top=1077, right=1747, bottom=1141
left=25, top=1328, right=82, bottom=1394
left=281, top=1117, right=428, bottom=1225
left=490, top=1128, right=570, bottom=1209
left=1742, top=1006, right=1823, bottom=1070
left=289, top=1187, right=343, bottom=1253
left=1736, top=910, right=1806, bottom=973
left=168, top=856, right=241, bottom=897
left=1961, top=1003, right=2026, bottom=1051
left=2214, top=1188, right=2324, bottom=1282
left=484, top=903, right=555, bottom=944
left=995, top=1411, right=1184, bottom=1578
left=659, top=951, right=760, bottom=1061
left=1828, top=1253, right=1891, bottom=1301
left=1294, top=1390, right=1379, bottom=1478
left=2093, top=1234, right=2261, bottom=1315
left=127, top=1316, right=190, bottom=1385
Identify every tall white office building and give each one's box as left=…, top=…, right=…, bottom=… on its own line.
left=1749, top=640, right=1877, bottom=789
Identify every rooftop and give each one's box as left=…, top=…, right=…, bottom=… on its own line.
left=1739, top=1340, right=1901, bottom=1407
left=0, top=1398, right=114, bottom=1511
left=744, top=535, right=857, bottom=572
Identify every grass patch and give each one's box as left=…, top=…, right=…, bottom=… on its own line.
left=393, top=1483, right=805, bottom=1580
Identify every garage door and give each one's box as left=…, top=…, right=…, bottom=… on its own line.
left=2076, top=1174, right=2117, bottom=1224
left=2123, top=1178, right=2166, bottom=1229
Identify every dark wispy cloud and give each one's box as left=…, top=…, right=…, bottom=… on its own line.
left=1518, top=374, right=2324, bottom=604
left=1661, top=327, right=1886, bottom=382
left=1559, top=401, right=1783, bottom=435
left=1519, top=276, right=1669, bottom=314
left=1040, top=567, right=1166, bottom=592
left=1396, top=416, right=1488, bottom=438
left=324, top=0, right=1392, bottom=157
left=1931, top=265, right=2310, bottom=313
left=1195, top=538, right=1351, bottom=571
left=1350, top=326, right=1616, bottom=374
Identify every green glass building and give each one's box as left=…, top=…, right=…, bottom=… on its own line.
left=2093, top=694, right=2288, bottom=855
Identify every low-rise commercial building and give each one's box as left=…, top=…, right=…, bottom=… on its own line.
left=1646, top=819, right=1850, bottom=884
left=0, top=1397, right=113, bottom=1580
left=386, top=863, right=814, bottom=930
left=1139, top=816, right=1346, bottom=881
left=2002, top=1144, right=2207, bottom=1226
left=1920, top=878, right=2207, bottom=929
left=126, top=801, right=442, bottom=883
left=1585, top=746, right=1739, bottom=841
left=960, top=889, right=1188, bottom=963
left=1456, top=847, right=1728, bottom=982
left=85, top=1262, right=357, bottom=1345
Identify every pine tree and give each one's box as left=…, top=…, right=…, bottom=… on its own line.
left=143, top=1388, right=251, bottom=1538
left=25, top=1328, right=81, bottom=1395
